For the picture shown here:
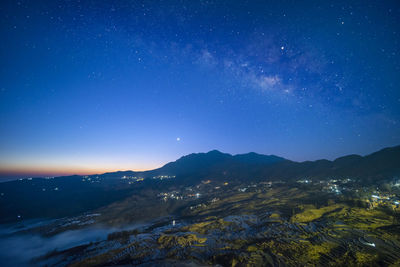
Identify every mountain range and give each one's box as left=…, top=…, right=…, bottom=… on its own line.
left=99, top=145, right=400, bottom=184
left=1, top=145, right=399, bottom=223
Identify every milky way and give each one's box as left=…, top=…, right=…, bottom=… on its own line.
left=0, top=0, right=399, bottom=176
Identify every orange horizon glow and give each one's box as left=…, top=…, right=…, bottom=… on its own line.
left=0, top=165, right=161, bottom=178
left=0, top=151, right=180, bottom=178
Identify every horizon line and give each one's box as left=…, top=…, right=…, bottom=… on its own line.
left=1, top=144, right=398, bottom=180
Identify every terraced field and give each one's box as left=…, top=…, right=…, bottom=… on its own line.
left=34, top=185, right=400, bottom=266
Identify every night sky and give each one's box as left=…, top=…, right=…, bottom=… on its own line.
left=1, top=0, right=399, bottom=177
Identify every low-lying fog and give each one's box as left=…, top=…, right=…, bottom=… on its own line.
left=0, top=220, right=137, bottom=266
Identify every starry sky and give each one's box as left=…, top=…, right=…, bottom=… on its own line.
left=1, top=0, right=400, bottom=178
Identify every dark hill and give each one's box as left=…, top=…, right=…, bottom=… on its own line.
left=143, top=145, right=400, bottom=183
left=144, top=150, right=287, bottom=183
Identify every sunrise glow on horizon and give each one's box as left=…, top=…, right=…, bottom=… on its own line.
left=1, top=1, right=399, bottom=179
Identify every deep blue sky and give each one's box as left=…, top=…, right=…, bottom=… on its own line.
left=1, top=0, right=399, bottom=177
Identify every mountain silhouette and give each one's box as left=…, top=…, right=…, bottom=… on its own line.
left=112, top=145, right=400, bottom=183
left=1, top=145, right=399, bottom=223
